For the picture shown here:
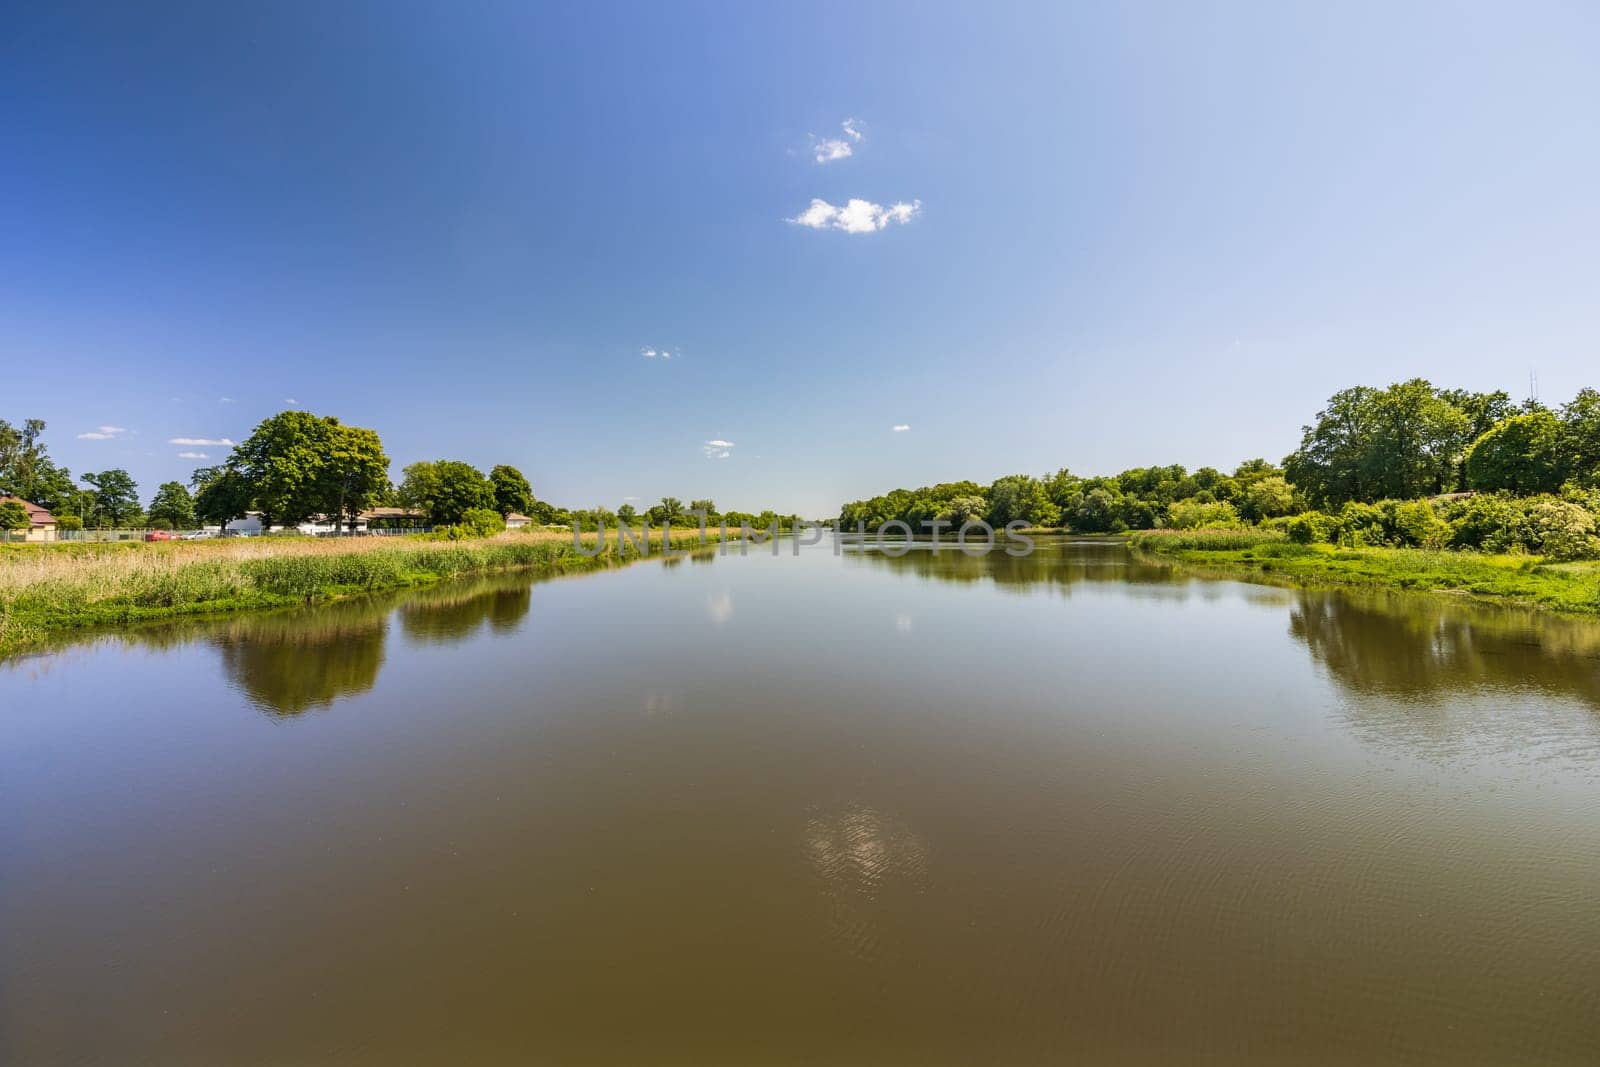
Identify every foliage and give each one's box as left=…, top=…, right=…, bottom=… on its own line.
left=54, top=514, right=83, bottom=532
left=83, top=469, right=141, bottom=526
left=230, top=411, right=390, bottom=529
left=1166, top=500, right=1243, bottom=530
left=1464, top=411, right=1564, bottom=493
left=1284, top=380, right=1476, bottom=507
left=191, top=465, right=254, bottom=531
left=147, top=481, right=197, bottom=529
left=458, top=507, right=507, bottom=538
left=0, top=418, right=77, bottom=512
left=0, top=500, right=29, bottom=531
left=398, top=460, right=495, bottom=526
left=1287, top=511, right=1340, bottom=545
left=489, top=464, right=534, bottom=518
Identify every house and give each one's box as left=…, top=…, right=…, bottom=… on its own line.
left=505, top=512, right=532, bottom=530
left=0, top=496, right=58, bottom=542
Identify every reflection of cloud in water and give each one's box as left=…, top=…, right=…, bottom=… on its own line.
left=803, top=805, right=929, bottom=961
left=705, top=592, right=734, bottom=625
left=895, top=612, right=913, bottom=634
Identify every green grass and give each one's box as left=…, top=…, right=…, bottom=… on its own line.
left=1129, top=529, right=1600, bottom=616
left=0, top=528, right=716, bottom=658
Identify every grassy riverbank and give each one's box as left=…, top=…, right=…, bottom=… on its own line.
left=1129, top=528, right=1600, bottom=616
left=0, top=528, right=713, bottom=658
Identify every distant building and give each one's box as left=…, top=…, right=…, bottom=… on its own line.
left=505, top=512, right=532, bottom=529
left=0, top=496, right=58, bottom=542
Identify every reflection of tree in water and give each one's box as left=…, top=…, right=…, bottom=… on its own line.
left=1291, top=588, right=1600, bottom=709
left=211, top=599, right=389, bottom=716
left=397, top=574, right=533, bottom=645
left=848, top=536, right=1182, bottom=593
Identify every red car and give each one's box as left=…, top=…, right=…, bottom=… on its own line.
left=144, top=530, right=178, bottom=542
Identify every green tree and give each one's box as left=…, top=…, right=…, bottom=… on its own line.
left=147, top=481, right=197, bottom=529
left=0, top=499, right=29, bottom=532
left=1560, top=388, right=1600, bottom=487
left=489, top=465, right=534, bottom=519
left=616, top=503, right=638, bottom=525
left=689, top=499, right=717, bottom=521
left=1239, top=475, right=1296, bottom=522
left=1285, top=380, right=1469, bottom=506
left=192, top=465, right=253, bottom=531
left=0, top=418, right=76, bottom=510
left=233, top=411, right=333, bottom=528
left=83, top=469, right=140, bottom=526
left=319, top=422, right=391, bottom=530
left=398, top=460, right=495, bottom=526
left=986, top=474, right=1061, bottom=528
left=1463, top=412, right=1565, bottom=494
left=658, top=497, right=684, bottom=525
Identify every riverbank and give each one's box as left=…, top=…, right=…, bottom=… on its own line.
left=0, top=528, right=715, bottom=658
left=1129, top=529, right=1600, bottom=616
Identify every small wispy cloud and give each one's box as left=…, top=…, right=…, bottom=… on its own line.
left=892, top=424, right=911, bottom=432
left=641, top=346, right=675, bottom=360
left=703, top=438, right=734, bottom=460
left=788, top=197, right=921, bottom=234
left=168, top=436, right=235, bottom=447
left=219, top=396, right=235, bottom=404
left=284, top=397, right=298, bottom=406
left=176, top=451, right=209, bottom=460
left=810, top=118, right=863, bottom=163
left=76, top=424, right=129, bottom=440
left=622, top=495, right=639, bottom=502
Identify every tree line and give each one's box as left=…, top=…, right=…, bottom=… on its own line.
left=837, top=380, right=1600, bottom=555
left=1, top=409, right=800, bottom=536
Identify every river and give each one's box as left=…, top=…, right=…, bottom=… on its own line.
left=3, top=537, right=1599, bottom=1064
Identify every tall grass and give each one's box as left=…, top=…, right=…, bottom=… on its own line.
left=0, top=527, right=713, bottom=657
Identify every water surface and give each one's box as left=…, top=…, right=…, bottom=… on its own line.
left=4, top=538, right=1600, bottom=1064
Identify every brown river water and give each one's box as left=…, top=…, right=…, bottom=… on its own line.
left=3, top=537, right=1599, bottom=1064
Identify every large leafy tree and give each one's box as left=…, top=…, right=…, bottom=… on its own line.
left=0, top=418, right=76, bottom=510
left=192, top=465, right=253, bottom=531
left=230, top=411, right=389, bottom=528
left=318, top=421, right=391, bottom=530
left=489, top=464, right=534, bottom=519
left=398, top=460, right=495, bottom=526
left=1560, top=388, right=1600, bottom=487
left=1464, top=411, right=1565, bottom=493
left=1285, top=380, right=1469, bottom=507
left=986, top=474, right=1061, bottom=528
left=233, top=411, right=332, bottom=527
left=83, top=469, right=141, bottom=526
left=147, top=481, right=198, bottom=529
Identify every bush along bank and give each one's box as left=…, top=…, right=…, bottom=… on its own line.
left=1129, top=525, right=1600, bottom=618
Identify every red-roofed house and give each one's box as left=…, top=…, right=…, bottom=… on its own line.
left=0, top=496, right=58, bottom=542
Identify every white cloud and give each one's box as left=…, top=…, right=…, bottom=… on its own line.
left=788, top=197, right=921, bottom=234
left=176, top=451, right=209, bottom=459
left=219, top=396, right=235, bottom=404
left=641, top=347, right=675, bottom=360
left=623, top=495, right=639, bottom=501
left=168, top=436, right=235, bottom=447
left=76, top=424, right=129, bottom=440
left=811, top=118, right=864, bottom=163
left=285, top=397, right=298, bottom=406
left=703, top=438, right=734, bottom=460
left=892, top=424, right=911, bottom=432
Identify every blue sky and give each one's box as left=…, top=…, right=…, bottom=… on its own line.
left=4, top=1, right=1597, bottom=516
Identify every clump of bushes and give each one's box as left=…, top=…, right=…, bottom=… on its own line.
left=1165, top=500, right=1243, bottom=530
left=1285, top=492, right=1600, bottom=560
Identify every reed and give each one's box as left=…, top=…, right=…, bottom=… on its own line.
left=0, top=527, right=714, bottom=657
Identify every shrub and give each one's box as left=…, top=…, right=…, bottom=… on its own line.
left=459, top=508, right=506, bottom=538
left=1525, top=498, right=1600, bottom=561
left=1287, top=511, right=1339, bottom=544
left=1166, top=499, right=1243, bottom=530
left=54, top=514, right=83, bottom=532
